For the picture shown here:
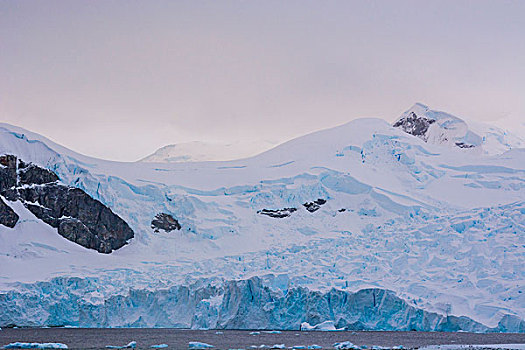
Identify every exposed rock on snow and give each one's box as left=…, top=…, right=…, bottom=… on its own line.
left=18, top=184, right=134, bottom=253
left=0, top=197, right=18, bottom=228
left=0, top=154, right=134, bottom=253
left=0, top=155, right=17, bottom=190
left=393, top=111, right=436, bottom=141
left=302, top=199, right=326, bottom=213
left=151, top=213, right=181, bottom=232
left=454, top=142, right=476, bottom=149
left=393, top=103, right=480, bottom=149
left=18, top=162, right=59, bottom=185
left=257, top=208, right=297, bottom=218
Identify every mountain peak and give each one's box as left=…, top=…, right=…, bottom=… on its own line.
left=406, top=102, right=430, bottom=116
left=394, top=104, right=481, bottom=150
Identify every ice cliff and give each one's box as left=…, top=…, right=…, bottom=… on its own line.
left=1, top=277, right=523, bottom=332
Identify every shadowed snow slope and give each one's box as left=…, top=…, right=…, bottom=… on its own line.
left=0, top=107, right=523, bottom=331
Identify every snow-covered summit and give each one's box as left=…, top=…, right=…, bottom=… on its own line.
left=394, top=103, right=481, bottom=149
left=393, top=103, right=524, bottom=155
left=139, top=140, right=277, bottom=163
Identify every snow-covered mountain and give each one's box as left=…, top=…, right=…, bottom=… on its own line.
left=0, top=105, right=524, bottom=332
left=139, top=140, right=277, bottom=163
left=393, top=103, right=525, bottom=155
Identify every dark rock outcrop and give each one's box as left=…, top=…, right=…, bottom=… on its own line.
left=0, top=155, right=17, bottom=191
left=303, top=198, right=327, bottom=213
left=151, top=213, right=181, bottom=232
left=0, top=154, right=134, bottom=253
left=0, top=196, right=18, bottom=228
left=257, top=208, right=297, bottom=218
left=18, top=163, right=59, bottom=185
left=393, top=111, right=436, bottom=141
left=455, top=142, right=476, bottom=149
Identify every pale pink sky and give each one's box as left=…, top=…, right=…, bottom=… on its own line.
left=1, top=0, right=524, bottom=161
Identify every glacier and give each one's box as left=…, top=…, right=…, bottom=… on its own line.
left=1, top=276, right=522, bottom=332
left=0, top=105, right=524, bottom=331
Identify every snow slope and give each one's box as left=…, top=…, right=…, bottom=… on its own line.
left=0, top=106, right=524, bottom=331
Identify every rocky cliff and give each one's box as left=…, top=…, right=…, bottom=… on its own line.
left=0, top=155, right=134, bottom=253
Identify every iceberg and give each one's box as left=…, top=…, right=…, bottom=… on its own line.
left=419, top=345, right=525, bottom=350
left=300, top=321, right=341, bottom=331
left=3, top=343, right=68, bottom=349
left=188, top=342, right=214, bottom=349
left=333, top=342, right=360, bottom=350
left=105, top=342, right=136, bottom=349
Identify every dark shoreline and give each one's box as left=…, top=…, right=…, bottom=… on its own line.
left=1, top=328, right=524, bottom=350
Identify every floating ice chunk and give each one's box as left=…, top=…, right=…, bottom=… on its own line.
left=263, top=331, right=282, bottom=334
left=333, top=342, right=360, bottom=349
left=249, top=332, right=261, bottom=335
left=215, top=331, right=223, bottom=335
left=3, top=343, right=68, bottom=349
left=307, top=346, right=322, bottom=350
left=292, top=346, right=306, bottom=349
left=419, top=346, right=525, bottom=350
left=150, top=345, right=168, bottom=349
left=300, top=322, right=315, bottom=331
left=270, top=345, right=285, bottom=349
left=188, top=342, right=214, bottom=349
left=301, top=321, right=342, bottom=331
left=106, top=341, right=136, bottom=349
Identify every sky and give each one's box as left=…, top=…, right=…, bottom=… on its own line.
left=1, top=0, right=524, bottom=161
